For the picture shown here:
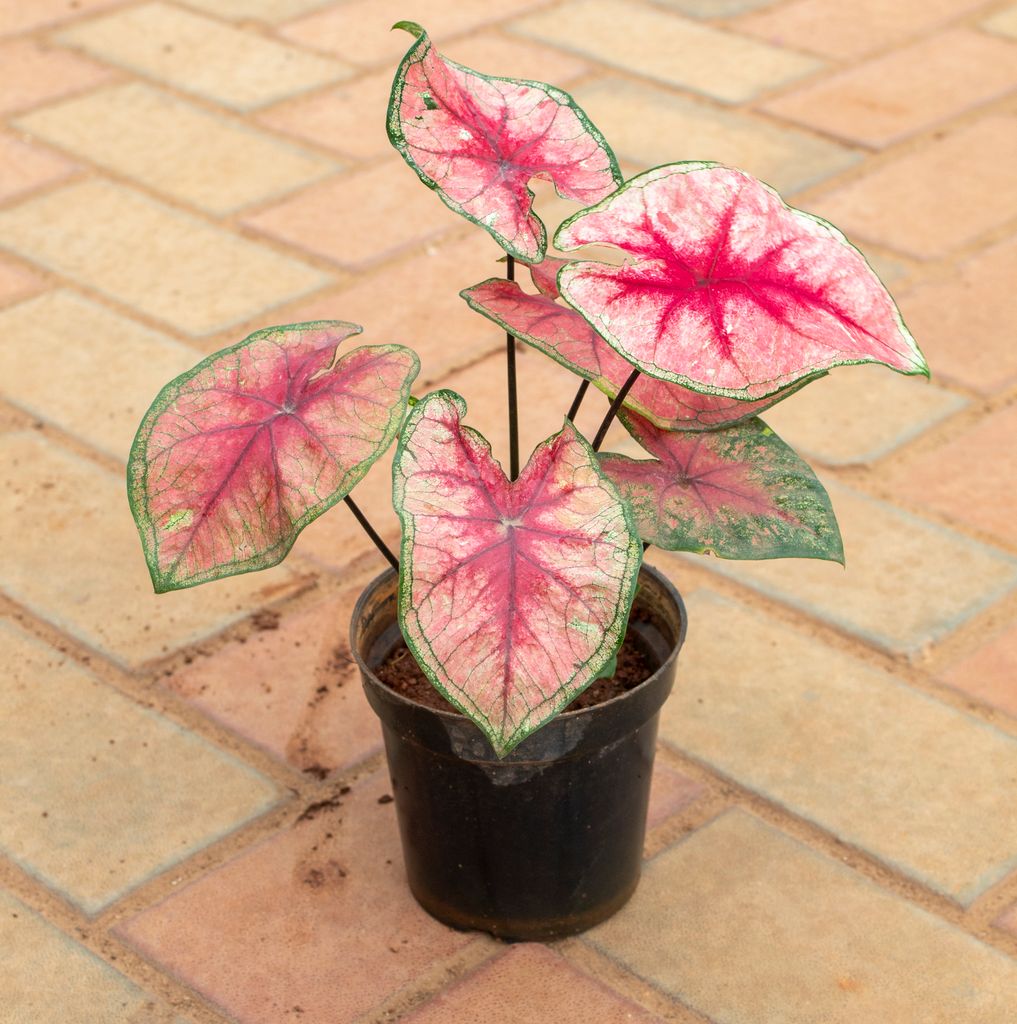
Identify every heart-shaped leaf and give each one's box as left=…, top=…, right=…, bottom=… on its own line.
left=393, top=389, right=641, bottom=756
left=600, top=409, right=843, bottom=563
left=555, top=163, right=928, bottom=400
left=387, top=22, right=622, bottom=262
left=129, top=321, right=420, bottom=592
left=462, top=278, right=815, bottom=430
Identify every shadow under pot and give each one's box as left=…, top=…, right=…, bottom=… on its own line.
left=351, top=563, right=687, bottom=942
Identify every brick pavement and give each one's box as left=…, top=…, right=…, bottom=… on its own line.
left=1, top=1, right=1016, bottom=1021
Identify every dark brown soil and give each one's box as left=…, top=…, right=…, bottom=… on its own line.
left=375, top=615, right=655, bottom=714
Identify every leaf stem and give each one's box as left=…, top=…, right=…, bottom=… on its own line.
left=592, top=369, right=640, bottom=451
left=566, top=379, right=589, bottom=423
left=343, top=494, right=399, bottom=571
left=506, top=254, right=519, bottom=480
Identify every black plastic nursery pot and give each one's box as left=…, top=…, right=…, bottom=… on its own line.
left=351, top=564, right=687, bottom=942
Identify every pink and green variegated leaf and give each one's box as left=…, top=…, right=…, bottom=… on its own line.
left=525, top=255, right=570, bottom=298
left=462, top=278, right=817, bottom=430
left=393, top=389, right=641, bottom=757
left=555, top=163, right=928, bottom=400
left=600, top=409, right=843, bottom=562
left=387, top=22, right=621, bottom=262
left=128, top=321, right=420, bottom=593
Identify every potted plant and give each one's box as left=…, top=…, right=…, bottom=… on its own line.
left=127, top=23, right=928, bottom=942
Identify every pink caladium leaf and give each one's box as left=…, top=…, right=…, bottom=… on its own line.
left=129, top=321, right=420, bottom=593
left=461, top=278, right=816, bottom=430
left=600, top=409, right=843, bottom=563
left=555, top=163, right=928, bottom=400
left=393, top=389, right=641, bottom=757
left=387, top=22, right=622, bottom=262
left=525, top=255, right=570, bottom=298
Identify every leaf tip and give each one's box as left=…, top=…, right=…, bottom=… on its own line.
left=391, top=20, right=424, bottom=36
left=150, top=571, right=176, bottom=595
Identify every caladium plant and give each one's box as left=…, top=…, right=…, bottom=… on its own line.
left=128, top=23, right=928, bottom=757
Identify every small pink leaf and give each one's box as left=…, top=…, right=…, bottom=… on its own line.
left=600, top=409, right=843, bottom=562
left=387, top=22, right=621, bottom=262
left=129, top=321, right=420, bottom=592
left=556, top=163, right=928, bottom=399
left=393, top=389, right=641, bottom=756
left=525, top=255, right=570, bottom=298
left=462, top=278, right=814, bottom=430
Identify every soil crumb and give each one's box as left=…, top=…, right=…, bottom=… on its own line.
left=295, top=795, right=343, bottom=824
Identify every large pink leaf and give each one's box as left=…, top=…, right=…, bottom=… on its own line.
left=393, top=389, right=641, bottom=756
left=387, top=22, right=621, bottom=262
left=129, top=321, right=419, bottom=592
left=462, top=278, right=815, bottom=430
left=600, top=409, right=843, bottom=562
left=555, top=163, right=928, bottom=399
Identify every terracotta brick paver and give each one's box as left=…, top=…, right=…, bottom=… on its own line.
left=0, top=623, right=279, bottom=913
left=0, top=0, right=125, bottom=38
left=0, top=37, right=116, bottom=116
left=164, top=581, right=383, bottom=776
left=813, top=114, right=1017, bottom=259
left=572, top=76, right=859, bottom=194
left=676, top=480, right=1017, bottom=654
left=0, top=179, right=331, bottom=335
left=0, top=254, right=45, bottom=307
left=2, top=4, right=1016, bottom=1023
left=117, top=773, right=478, bottom=1024
left=941, top=622, right=1017, bottom=719
left=58, top=2, right=352, bottom=110
left=761, top=364, right=964, bottom=466
left=663, top=592, right=1017, bottom=903
left=514, top=0, right=824, bottom=102
left=279, top=0, right=557, bottom=67
left=590, top=812, right=1017, bottom=1023
left=984, top=4, right=1017, bottom=38
left=0, top=133, right=77, bottom=202
left=17, top=82, right=337, bottom=214
left=0, top=290, right=199, bottom=459
left=1, top=890, right=158, bottom=1023
left=401, top=944, right=668, bottom=1023
left=885, top=404, right=1017, bottom=548
left=738, top=0, right=994, bottom=61
left=762, top=30, right=1017, bottom=148
left=0, top=432, right=302, bottom=666
left=897, top=232, right=1017, bottom=395
left=242, top=162, right=457, bottom=270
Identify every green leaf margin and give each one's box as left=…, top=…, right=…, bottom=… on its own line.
left=554, top=161, right=929, bottom=401
left=128, top=320, right=420, bottom=593
left=461, top=276, right=826, bottom=431
left=386, top=22, right=624, bottom=263
left=601, top=411, right=845, bottom=564
left=392, top=388, right=642, bottom=757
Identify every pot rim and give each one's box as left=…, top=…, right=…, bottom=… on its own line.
left=350, top=561, right=687, bottom=724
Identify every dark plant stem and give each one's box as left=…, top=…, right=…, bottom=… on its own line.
left=344, top=494, right=399, bottom=571
left=506, top=254, right=519, bottom=480
left=592, top=369, right=640, bottom=451
left=566, top=379, right=589, bottom=423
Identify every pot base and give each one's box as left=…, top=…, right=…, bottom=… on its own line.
left=410, top=873, right=640, bottom=942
